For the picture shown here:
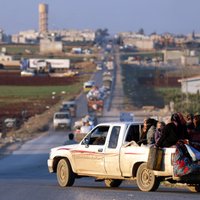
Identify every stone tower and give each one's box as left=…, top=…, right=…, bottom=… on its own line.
left=39, top=3, right=48, bottom=33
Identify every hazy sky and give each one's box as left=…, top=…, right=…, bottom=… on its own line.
left=0, top=0, right=200, bottom=35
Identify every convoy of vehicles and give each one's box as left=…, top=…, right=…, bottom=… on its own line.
left=87, top=99, right=104, bottom=116
left=47, top=122, right=200, bottom=192
left=86, top=86, right=105, bottom=116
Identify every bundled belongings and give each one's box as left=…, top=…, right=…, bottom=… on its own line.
left=147, top=146, right=164, bottom=171
left=173, top=140, right=200, bottom=177
left=184, top=143, right=200, bottom=161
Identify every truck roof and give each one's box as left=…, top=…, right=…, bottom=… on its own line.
left=96, top=121, right=143, bottom=126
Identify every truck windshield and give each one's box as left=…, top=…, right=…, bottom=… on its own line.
left=55, top=114, right=69, bottom=119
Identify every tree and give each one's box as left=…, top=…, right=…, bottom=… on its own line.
left=95, top=28, right=109, bottom=44
left=137, top=28, right=144, bottom=35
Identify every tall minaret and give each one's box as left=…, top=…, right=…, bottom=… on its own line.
left=39, top=3, right=48, bottom=33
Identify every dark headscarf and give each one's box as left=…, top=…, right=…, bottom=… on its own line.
left=171, top=113, right=181, bottom=125
left=171, top=112, right=189, bottom=140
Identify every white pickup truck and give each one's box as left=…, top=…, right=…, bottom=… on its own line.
left=47, top=122, right=200, bottom=192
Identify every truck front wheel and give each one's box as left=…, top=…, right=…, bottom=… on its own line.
left=57, top=158, right=75, bottom=187
left=104, top=179, right=122, bottom=187
left=136, top=163, right=160, bottom=192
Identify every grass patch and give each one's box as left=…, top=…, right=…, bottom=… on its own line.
left=0, top=84, right=81, bottom=98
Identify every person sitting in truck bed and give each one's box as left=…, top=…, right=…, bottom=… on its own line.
left=188, top=114, right=200, bottom=143
left=155, top=113, right=189, bottom=148
left=137, top=118, right=157, bottom=146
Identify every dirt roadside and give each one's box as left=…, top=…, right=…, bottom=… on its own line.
left=0, top=98, right=63, bottom=157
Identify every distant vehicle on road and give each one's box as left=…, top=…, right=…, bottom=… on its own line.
left=60, top=101, right=77, bottom=117
left=83, top=80, right=95, bottom=92
left=53, top=111, right=72, bottom=130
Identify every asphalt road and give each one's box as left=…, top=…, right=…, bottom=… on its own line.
left=0, top=48, right=199, bottom=200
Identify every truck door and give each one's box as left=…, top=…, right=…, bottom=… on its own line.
left=104, top=126, right=121, bottom=176
left=73, top=125, right=109, bottom=175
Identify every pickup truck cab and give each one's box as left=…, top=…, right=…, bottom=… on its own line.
left=47, top=122, right=200, bottom=192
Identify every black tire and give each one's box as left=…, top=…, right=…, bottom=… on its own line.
left=57, top=158, right=75, bottom=187
left=188, top=184, right=200, bottom=192
left=136, top=163, right=160, bottom=192
left=105, top=179, right=122, bottom=187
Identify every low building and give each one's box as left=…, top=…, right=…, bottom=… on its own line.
left=162, top=50, right=183, bottom=64
left=181, top=55, right=199, bottom=66
left=135, top=39, right=155, bottom=50
left=40, top=39, right=63, bottom=53
left=118, top=32, right=155, bottom=50
left=0, top=53, right=20, bottom=67
left=11, top=30, right=39, bottom=44
left=0, top=53, right=13, bottom=61
left=178, top=76, right=200, bottom=94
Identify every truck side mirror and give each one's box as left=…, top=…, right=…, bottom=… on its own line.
left=82, top=138, right=89, bottom=147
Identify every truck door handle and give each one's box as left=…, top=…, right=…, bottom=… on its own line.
left=98, top=148, right=103, bottom=152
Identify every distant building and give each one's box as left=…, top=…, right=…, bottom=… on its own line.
left=178, top=76, right=200, bottom=94
left=40, top=38, right=63, bottom=53
left=0, top=52, right=20, bottom=67
left=174, top=35, right=186, bottom=46
left=0, top=53, right=13, bottom=61
left=162, top=50, right=183, bottom=64
left=135, top=39, right=155, bottom=50
left=10, top=29, right=95, bottom=44
left=118, top=32, right=155, bottom=50
left=11, top=30, right=39, bottom=44
left=181, top=55, right=199, bottom=66
left=56, top=29, right=95, bottom=42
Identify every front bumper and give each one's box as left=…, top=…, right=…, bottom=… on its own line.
left=47, top=159, right=54, bottom=173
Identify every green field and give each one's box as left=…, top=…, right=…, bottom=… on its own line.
left=0, top=84, right=81, bottom=98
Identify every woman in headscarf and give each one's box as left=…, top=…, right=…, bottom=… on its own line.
left=188, top=114, right=200, bottom=143
left=155, top=113, right=188, bottom=148
left=177, top=112, right=189, bottom=139
left=138, top=118, right=157, bottom=145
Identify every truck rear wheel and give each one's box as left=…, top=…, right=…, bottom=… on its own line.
left=136, top=163, right=160, bottom=192
left=188, top=184, right=200, bottom=192
left=104, top=179, right=122, bottom=187
left=57, top=158, right=75, bottom=187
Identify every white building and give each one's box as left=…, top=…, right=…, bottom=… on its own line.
left=118, top=32, right=155, bottom=50
left=181, top=55, right=199, bottom=66
left=11, top=30, right=39, bottom=44
left=11, top=29, right=96, bottom=44
left=0, top=53, right=13, bottom=61
left=178, top=76, right=200, bottom=94
left=50, top=29, right=95, bottom=42
left=162, top=50, right=183, bottom=63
